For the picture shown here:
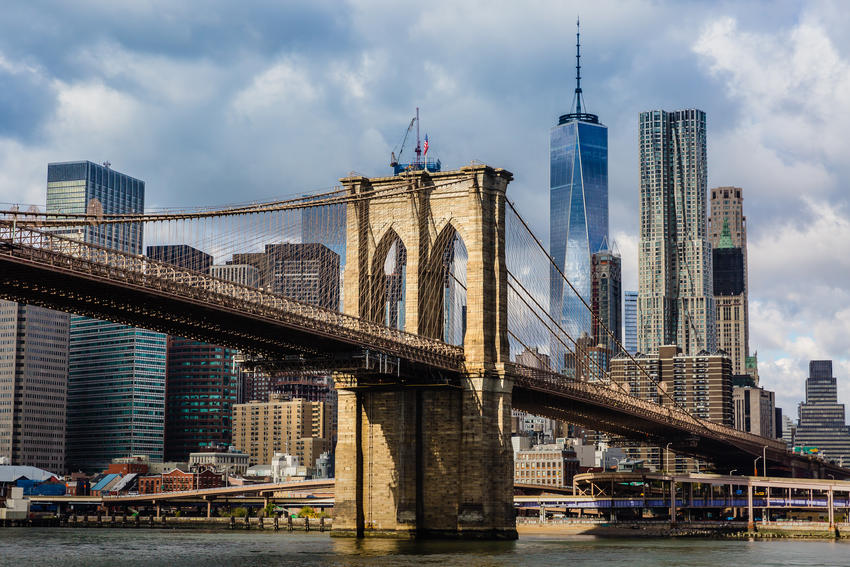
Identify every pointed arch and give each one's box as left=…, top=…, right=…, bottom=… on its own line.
left=369, top=228, right=407, bottom=328
left=418, top=223, right=467, bottom=345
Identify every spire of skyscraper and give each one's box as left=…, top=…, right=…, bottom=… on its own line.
left=574, top=17, right=584, bottom=115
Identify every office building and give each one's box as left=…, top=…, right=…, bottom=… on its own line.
left=230, top=243, right=340, bottom=310
left=514, top=443, right=580, bottom=487
left=709, top=187, right=750, bottom=377
left=232, top=394, right=331, bottom=467
left=746, top=354, right=760, bottom=386
left=611, top=345, right=732, bottom=471
left=48, top=161, right=167, bottom=471
left=612, top=345, right=732, bottom=424
left=145, top=245, right=240, bottom=462
left=188, top=448, right=249, bottom=476
left=623, top=291, right=638, bottom=354
left=590, top=250, right=621, bottom=356
left=210, top=264, right=260, bottom=288
left=795, top=361, right=850, bottom=466
left=549, top=23, right=608, bottom=368
left=781, top=415, right=797, bottom=447
left=733, top=386, right=775, bottom=438
left=146, top=245, right=212, bottom=273
left=0, top=302, right=69, bottom=472
left=637, top=110, right=715, bottom=355
left=163, top=338, right=239, bottom=461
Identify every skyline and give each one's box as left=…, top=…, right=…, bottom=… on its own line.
left=0, top=1, right=848, bottom=413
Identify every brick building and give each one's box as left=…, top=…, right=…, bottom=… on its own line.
left=138, top=468, right=223, bottom=494
left=611, top=345, right=733, bottom=471
left=232, top=394, right=331, bottom=466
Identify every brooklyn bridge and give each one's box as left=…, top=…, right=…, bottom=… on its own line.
left=0, top=164, right=844, bottom=538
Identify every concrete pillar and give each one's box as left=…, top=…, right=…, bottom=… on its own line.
left=206, top=499, right=212, bottom=519
left=669, top=480, right=677, bottom=525
left=747, top=485, right=754, bottom=531
left=829, top=489, right=835, bottom=529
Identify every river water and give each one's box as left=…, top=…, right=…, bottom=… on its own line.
left=1, top=529, right=850, bottom=566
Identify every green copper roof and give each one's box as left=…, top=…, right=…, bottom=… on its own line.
left=716, top=217, right=734, bottom=249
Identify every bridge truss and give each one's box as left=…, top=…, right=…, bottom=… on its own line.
left=0, top=170, right=840, bottom=477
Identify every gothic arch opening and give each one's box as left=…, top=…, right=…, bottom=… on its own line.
left=370, top=229, right=407, bottom=329
left=419, top=224, right=467, bottom=345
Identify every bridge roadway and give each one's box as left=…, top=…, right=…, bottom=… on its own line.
left=0, top=224, right=844, bottom=477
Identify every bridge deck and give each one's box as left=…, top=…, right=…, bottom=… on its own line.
left=1, top=224, right=847, bottom=477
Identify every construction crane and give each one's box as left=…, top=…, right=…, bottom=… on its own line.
left=390, top=114, right=417, bottom=169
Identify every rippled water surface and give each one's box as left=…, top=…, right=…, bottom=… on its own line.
left=2, top=529, right=850, bottom=566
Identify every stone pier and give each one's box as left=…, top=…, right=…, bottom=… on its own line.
left=333, top=166, right=516, bottom=538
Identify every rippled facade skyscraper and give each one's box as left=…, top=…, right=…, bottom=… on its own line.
left=550, top=22, right=608, bottom=370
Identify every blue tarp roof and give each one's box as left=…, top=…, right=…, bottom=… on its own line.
left=91, top=473, right=120, bottom=491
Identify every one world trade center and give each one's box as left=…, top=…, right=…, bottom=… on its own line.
left=549, top=20, right=608, bottom=372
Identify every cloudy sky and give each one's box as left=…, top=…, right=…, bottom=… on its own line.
left=1, top=0, right=848, bottom=416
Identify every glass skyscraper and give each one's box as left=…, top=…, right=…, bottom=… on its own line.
left=48, top=161, right=167, bottom=471
left=550, top=23, right=608, bottom=370
left=146, top=245, right=240, bottom=461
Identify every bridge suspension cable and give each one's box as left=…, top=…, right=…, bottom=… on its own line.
left=503, top=199, right=767, bottom=459
left=0, top=169, right=780, bottom=463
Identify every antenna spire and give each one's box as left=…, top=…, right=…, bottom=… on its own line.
left=575, top=17, right=582, bottom=115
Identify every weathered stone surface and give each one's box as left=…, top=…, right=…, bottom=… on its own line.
left=333, top=166, right=516, bottom=539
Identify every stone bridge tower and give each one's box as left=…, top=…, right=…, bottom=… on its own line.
left=333, top=165, right=516, bottom=538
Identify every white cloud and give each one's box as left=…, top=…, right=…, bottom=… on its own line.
left=232, top=58, right=321, bottom=118
left=694, top=13, right=850, bottom=414
left=74, top=42, right=227, bottom=106
left=695, top=16, right=850, bottom=199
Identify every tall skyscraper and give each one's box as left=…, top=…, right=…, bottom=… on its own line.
left=230, top=243, right=340, bottom=310
left=48, top=161, right=167, bottom=471
left=637, top=109, right=715, bottom=355
left=795, top=360, right=850, bottom=466
left=0, top=302, right=69, bottom=472
left=709, top=187, right=750, bottom=377
left=623, top=291, right=638, bottom=354
left=550, top=21, right=608, bottom=368
left=590, top=250, right=621, bottom=356
left=146, top=245, right=240, bottom=462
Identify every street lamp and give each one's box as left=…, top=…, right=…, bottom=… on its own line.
left=762, top=446, right=768, bottom=478
left=754, top=455, right=763, bottom=477
left=728, top=470, right=737, bottom=509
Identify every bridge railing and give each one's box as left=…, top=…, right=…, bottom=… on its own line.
left=0, top=224, right=464, bottom=371
left=509, top=363, right=787, bottom=452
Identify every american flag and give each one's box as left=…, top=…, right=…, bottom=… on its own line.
left=423, top=134, right=429, bottom=155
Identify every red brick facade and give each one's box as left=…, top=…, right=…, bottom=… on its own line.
left=138, top=469, right=224, bottom=494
